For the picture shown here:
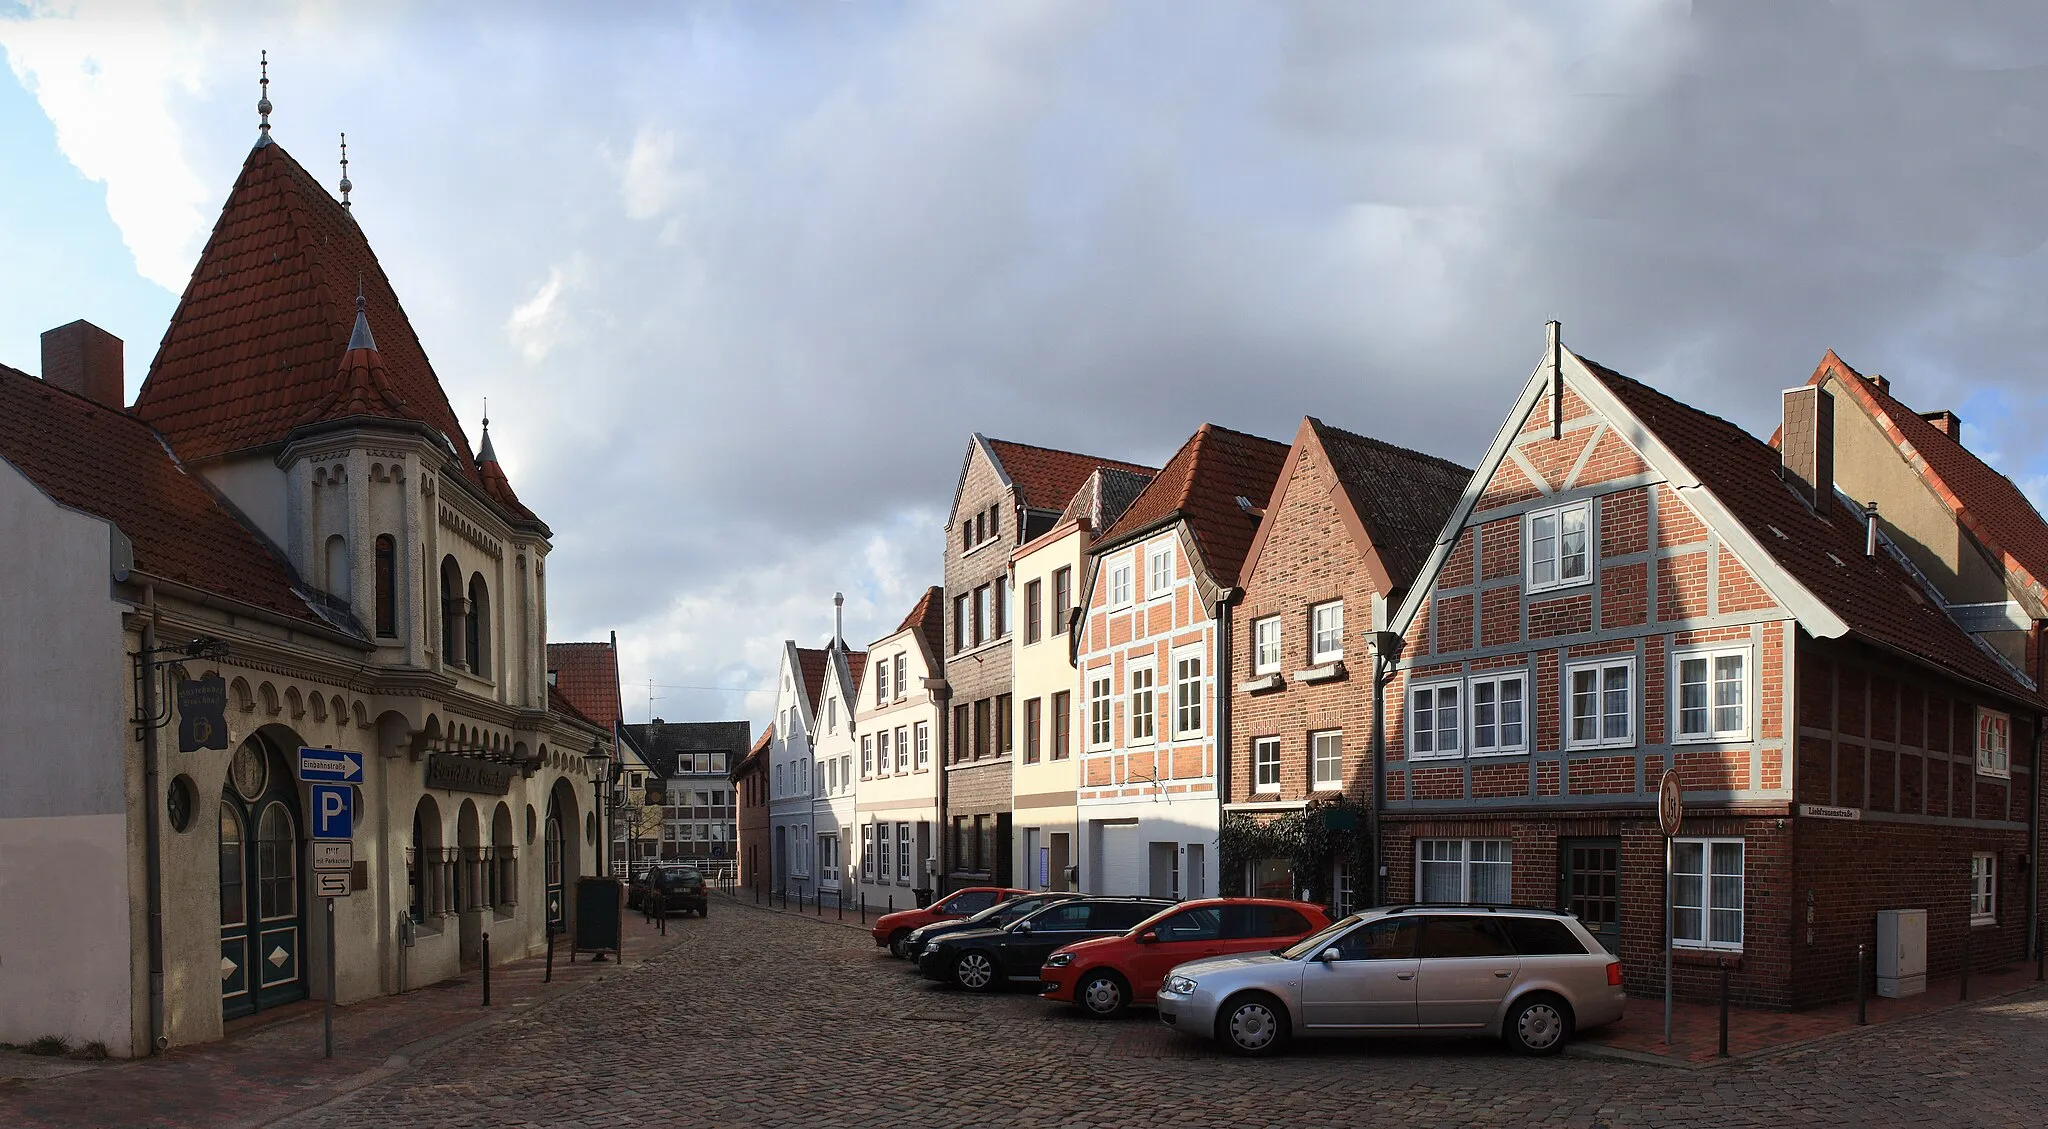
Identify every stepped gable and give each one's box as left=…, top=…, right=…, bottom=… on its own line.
left=1098, top=423, right=1290, bottom=586
left=1581, top=357, right=2039, bottom=704
left=134, top=139, right=483, bottom=488
left=0, top=362, right=327, bottom=627
left=1309, top=419, right=1473, bottom=590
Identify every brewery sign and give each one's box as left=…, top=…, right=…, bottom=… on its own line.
left=425, top=753, right=515, bottom=795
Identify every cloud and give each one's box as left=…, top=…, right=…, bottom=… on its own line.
left=13, top=0, right=2048, bottom=733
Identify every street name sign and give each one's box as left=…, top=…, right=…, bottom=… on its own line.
left=298, top=748, right=364, bottom=783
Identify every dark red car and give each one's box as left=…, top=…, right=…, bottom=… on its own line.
left=1038, top=898, right=1330, bottom=1017
left=871, top=886, right=1030, bottom=957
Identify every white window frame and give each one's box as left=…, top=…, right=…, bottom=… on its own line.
left=1525, top=499, right=1593, bottom=594
left=1310, top=601, right=1344, bottom=664
left=877, top=660, right=890, bottom=704
left=1253, top=737, right=1281, bottom=792
left=877, top=729, right=892, bottom=774
left=1565, top=658, right=1636, bottom=750
left=862, top=825, right=876, bottom=879
left=896, top=824, right=913, bottom=885
left=1148, top=545, right=1174, bottom=600
left=1672, top=837, right=1744, bottom=952
left=894, top=726, right=909, bottom=774
left=894, top=654, right=908, bottom=701
left=1673, top=647, right=1750, bottom=743
left=861, top=735, right=872, bottom=777
left=1407, top=680, right=1462, bottom=759
left=1311, top=729, right=1343, bottom=791
left=1978, top=708, right=2011, bottom=780
left=1252, top=616, right=1281, bottom=675
left=1127, top=660, right=1157, bottom=746
left=1971, top=852, right=1997, bottom=924
left=1087, top=672, right=1113, bottom=748
left=1109, top=562, right=1134, bottom=609
left=877, top=822, right=893, bottom=882
left=915, top=722, right=931, bottom=769
left=1415, top=838, right=1512, bottom=903
left=1467, top=671, right=1528, bottom=756
left=1172, top=647, right=1205, bottom=738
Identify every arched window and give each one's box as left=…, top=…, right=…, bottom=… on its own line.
left=466, top=574, right=490, bottom=677
left=492, top=803, right=517, bottom=909
left=410, top=796, right=445, bottom=921
left=325, top=535, right=349, bottom=602
left=440, top=557, right=463, bottom=667
left=374, top=535, right=396, bottom=638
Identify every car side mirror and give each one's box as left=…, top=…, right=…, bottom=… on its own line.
left=1013, top=921, right=1032, bottom=934
left=1137, top=931, right=1158, bottom=945
left=1318, top=947, right=1341, bottom=963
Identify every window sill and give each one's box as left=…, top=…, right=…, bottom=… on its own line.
left=1293, top=662, right=1346, bottom=684
left=1672, top=733, right=1751, bottom=746
left=1977, top=770, right=2012, bottom=782
left=1566, top=742, right=1638, bottom=753
left=1467, top=749, right=1530, bottom=759
left=1971, top=916, right=1998, bottom=928
left=1406, top=752, right=1465, bottom=763
left=1526, top=577, right=1594, bottom=597
left=1672, top=947, right=1741, bottom=968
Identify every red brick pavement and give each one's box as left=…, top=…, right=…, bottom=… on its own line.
left=1580, top=961, right=2045, bottom=1065
left=0, top=914, right=690, bottom=1129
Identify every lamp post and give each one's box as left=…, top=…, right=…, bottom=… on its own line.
left=583, top=739, right=612, bottom=879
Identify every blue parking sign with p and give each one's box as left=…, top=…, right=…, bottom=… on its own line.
left=311, top=784, right=354, bottom=840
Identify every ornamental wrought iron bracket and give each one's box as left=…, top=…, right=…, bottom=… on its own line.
left=130, top=636, right=230, bottom=740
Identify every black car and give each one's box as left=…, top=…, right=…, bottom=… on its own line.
left=639, top=865, right=708, bottom=918
left=918, top=897, right=1171, bottom=991
left=900, top=892, right=1083, bottom=959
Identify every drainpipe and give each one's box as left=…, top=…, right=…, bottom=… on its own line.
left=140, top=585, right=169, bottom=1054
left=2032, top=620, right=2044, bottom=963
left=1368, top=628, right=1405, bottom=909
left=1213, top=589, right=1234, bottom=888
left=933, top=678, right=952, bottom=898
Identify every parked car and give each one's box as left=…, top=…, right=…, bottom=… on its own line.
left=639, top=865, right=708, bottom=919
left=901, top=892, right=1083, bottom=958
left=918, top=897, right=1171, bottom=992
left=627, top=868, right=655, bottom=911
left=871, top=887, right=1030, bottom=958
left=1039, top=898, right=1331, bottom=1018
left=1155, top=904, right=1624, bottom=1057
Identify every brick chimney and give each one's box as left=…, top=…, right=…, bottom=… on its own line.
left=1919, top=410, right=1962, bottom=445
left=1781, top=386, right=1835, bottom=512
left=40, top=320, right=124, bottom=408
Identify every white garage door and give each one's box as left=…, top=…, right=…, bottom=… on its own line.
left=1092, top=821, right=1140, bottom=896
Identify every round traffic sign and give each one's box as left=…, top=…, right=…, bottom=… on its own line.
left=1657, top=768, right=1683, bottom=837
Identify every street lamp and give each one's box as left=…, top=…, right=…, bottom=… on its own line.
left=582, top=739, right=612, bottom=879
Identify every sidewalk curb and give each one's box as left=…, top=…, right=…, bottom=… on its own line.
left=237, top=935, right=693, bottom=1129
left=722, top=891, right=874, bottom=935
left=1569, top=979, right=2048, bottom=1071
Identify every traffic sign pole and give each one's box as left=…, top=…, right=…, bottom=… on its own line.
left=1658, top=769, right=1683, bottom=1048
left=324, top=894, right=335, bottom=1059
left=297, top=749, right=362, bottom=1062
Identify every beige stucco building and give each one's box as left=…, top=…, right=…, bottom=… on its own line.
left=854, top=588, right=947, bottom=910
left=0, top=125, right=609, bottom=1057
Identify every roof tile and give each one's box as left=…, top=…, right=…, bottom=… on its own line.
left=984, top=438, right=1155, bottom=513
left=1098, top=424, right=1290, bottom=586
left=546, top=641, right=621, bottom=731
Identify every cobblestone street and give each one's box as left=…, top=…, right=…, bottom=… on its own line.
left=10, top=895, right=2048, bottom=1127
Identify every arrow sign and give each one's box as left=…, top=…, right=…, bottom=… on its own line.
left=299, top=748, right=364, bottom=783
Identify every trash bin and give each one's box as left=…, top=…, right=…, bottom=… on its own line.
left=913, top=887, right=933, bottom=909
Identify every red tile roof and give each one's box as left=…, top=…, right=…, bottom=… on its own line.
left=844, top=649, right=869, bottom=699
left=133, top=140, right=490, bottom=498
left=547, top=641, right=621, bottom=731
left=1582, top=358, right=2038, bottom=704
left=985, top=437, right=1155, bottom=513
left=795, top=646, right=830, bottom=712
left=895, top=585, right=946, bottom=661
left=548, top=682, right=602, bottom=730
left=476, top=431, right=535, bottom=520
left=732, top=723, right=774, bottom=781
left=0, top=361, right=328, bottom=627
left=1814, top=352, right=2048, bottom=605
left=1097, top=424, right=1290, bottom=586
left=1310, top=419, right=1473, bottom=590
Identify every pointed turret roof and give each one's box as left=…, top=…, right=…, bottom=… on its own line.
left=474, top=419, right=535, bottom=519
left=134, top=139, right=483, bottom=486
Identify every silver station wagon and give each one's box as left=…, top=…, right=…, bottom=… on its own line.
left=1155, top=904, right=1624, bottom=1056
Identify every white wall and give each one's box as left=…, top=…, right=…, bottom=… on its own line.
left=0, top=460, right=135, bottom=1053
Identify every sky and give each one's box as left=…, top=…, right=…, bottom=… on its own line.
left=7, top=0, right=2048, bottom=725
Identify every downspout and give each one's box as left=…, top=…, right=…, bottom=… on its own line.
left=1213, top=589, right=1234, bottom=889
left=933, top=678, right=952, bottom=898
left=140, top=584, right=169, bottom=1054
left=2031, top=620, right=2044, bottom=965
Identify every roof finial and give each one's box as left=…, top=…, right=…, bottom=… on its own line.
left=347, top=274, right=377, bottom=351
left=478, top=398, right=499, bottom=464
left=338, top=132, right=352, bottom=209
left=256, top=51, right=273, bottom=146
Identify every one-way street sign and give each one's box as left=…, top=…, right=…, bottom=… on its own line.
left=299, top=748, right=364, bottom=783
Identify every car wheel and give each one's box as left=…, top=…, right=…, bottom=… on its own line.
left=1217, top=992, right=1290, bottom=1057
left=1504, top=993, right=1573, bottom=1056
left=1079, top=970, right=1130, bottom=1019
left=888, top=930, right=912, bottom=959
left=953, top=952, right=998, bottom=992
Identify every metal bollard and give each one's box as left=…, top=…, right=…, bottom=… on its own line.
left=1856, top=943, right=1867, bottom=1026
left=2038, top=915, right=2045, bottom=983
left=1961, top=928, right=1972, bottom=1002
left=860, top=894, right=866, bottom=924
left=1717, top=962, right=1730, bottom=1058
left=482, top=933, right=492, bottom=1007
left=815, top=889, right=821, bottom=917
left=837, top=888, right=843, bottom=920
left=544, top=923, right=555, bottom=983
left=888, top=895, right=894, bottom=914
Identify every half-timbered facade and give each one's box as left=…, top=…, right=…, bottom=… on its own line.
left=1074, top=425, right=1288, bottom=898
left=1384, top=324, right=2043, bottom=1008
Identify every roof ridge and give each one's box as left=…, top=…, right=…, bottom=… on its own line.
left=1308, top=416, right=1471, bottom=477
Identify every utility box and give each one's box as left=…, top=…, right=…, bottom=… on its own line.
left=1876, top=908, right=1927, bottom=998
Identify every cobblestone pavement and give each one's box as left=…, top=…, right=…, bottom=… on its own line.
left=258, top=895, right=2048, bottom=1128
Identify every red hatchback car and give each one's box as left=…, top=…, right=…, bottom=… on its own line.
left=1039, top=898, right=1331, bottom=1017
left=871, top=886, right=1030, bottom=957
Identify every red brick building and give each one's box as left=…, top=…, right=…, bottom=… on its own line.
left=1221, top=417, right=1469, bottom=911
left=733, top=725, right=773, bottom=889
left=1381, top=325, right=2042, bottom=1009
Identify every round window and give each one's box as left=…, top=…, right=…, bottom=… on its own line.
left=166, top=774, right=197, bottom=832
left=229, top=739, right=268, bottom=802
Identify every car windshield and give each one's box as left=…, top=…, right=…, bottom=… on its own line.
left=1277, top=913, right=1363, bottom=960
left=966, top=898, right=1029, bottom=924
